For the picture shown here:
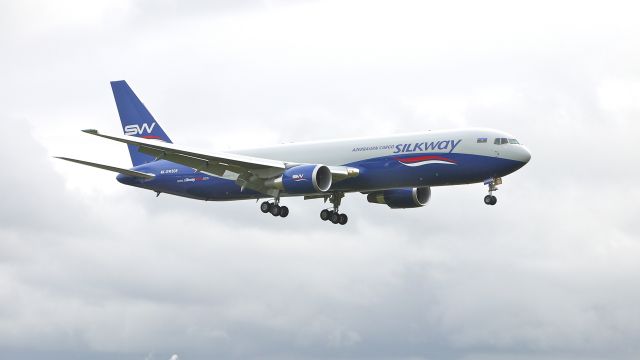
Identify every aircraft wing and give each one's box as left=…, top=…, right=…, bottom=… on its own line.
left=82, top=129, right=286, bottom=178
left=81, top=130, right=359, bottom=194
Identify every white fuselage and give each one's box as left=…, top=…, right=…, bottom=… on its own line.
left=234, top=128, right=531, bottom=166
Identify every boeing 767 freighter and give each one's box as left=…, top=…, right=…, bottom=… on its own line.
left=57, top=81, right=531, bottom=225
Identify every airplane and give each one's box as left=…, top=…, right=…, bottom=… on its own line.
left=57, top=81, right=531, bottom=225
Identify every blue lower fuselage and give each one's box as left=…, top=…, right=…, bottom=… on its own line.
left=117, top=152, right=527, bottom=201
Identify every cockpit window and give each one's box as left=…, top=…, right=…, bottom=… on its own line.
left=508, top=138, right=519, bottom=144
left=494, top=138, right=510, bottom=145
left=477, top=137, right=487, bottom=143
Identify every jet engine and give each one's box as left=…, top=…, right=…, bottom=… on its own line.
left=366, top=187, right=431, bottom=209
left=268, top=164, right=332, bottom=194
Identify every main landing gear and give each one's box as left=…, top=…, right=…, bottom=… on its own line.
left=260, top=199, right=289, bottom=218
left=483, top=177, right=502, bottom=206
left=320, top=192, right=348, bottom=225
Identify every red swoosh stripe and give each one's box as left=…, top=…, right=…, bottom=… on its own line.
left=397, top=155, right=457, bottom=164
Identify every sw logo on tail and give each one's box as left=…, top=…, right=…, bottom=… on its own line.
left=124, top=122, right=156, bottom=136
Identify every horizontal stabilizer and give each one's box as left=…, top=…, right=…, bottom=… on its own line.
left=55, top=157, right=155, bottom=179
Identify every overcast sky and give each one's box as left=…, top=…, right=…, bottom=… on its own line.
left=1, top=0, right=640, bottom=359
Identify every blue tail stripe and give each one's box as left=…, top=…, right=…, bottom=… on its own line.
left=110, top=80, right=172, bottom=166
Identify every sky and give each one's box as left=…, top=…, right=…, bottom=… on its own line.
left=1, top=0, right=640, bottom=359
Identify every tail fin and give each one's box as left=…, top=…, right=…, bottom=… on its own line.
left=110, top=80, right=172, bottom=166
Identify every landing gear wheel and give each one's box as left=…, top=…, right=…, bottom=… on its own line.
left=279, top=206, right=289, bottom=218
left=330, top=212, right=340, bottom=224
left=484, top=195, right=497, bottom=205
left=260, top=201, right=271, bottom=213
left=483, top=178, right=501, bottom=206
left=270, top=204, right=281, bottom=216
left=321, top=192, right=349, bottom=225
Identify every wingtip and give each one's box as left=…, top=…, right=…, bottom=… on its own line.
left=82, top=129, right=99, bottom=134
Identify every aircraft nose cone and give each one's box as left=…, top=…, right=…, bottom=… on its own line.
left=519, top=146, right=532, bottom=163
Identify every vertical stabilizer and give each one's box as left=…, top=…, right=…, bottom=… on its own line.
left=110, top=80, right=172, bottom=166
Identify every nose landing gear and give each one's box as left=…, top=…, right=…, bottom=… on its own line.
left=320, top=192, right=348, bottom=225
left=483, top=177, right=501, bottom=206
left=484, top=194, right=497, bottom=205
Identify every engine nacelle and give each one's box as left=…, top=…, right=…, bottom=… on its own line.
left=269, top=164, right=332, bottom=194
left=367, top=187, right=431, bottom=209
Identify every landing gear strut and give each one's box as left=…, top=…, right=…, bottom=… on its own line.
left=259, top=196, right=289, bottom=218
left=320, top=192, right=348, bottom=225
left=483, top=177, right=501, bottom=206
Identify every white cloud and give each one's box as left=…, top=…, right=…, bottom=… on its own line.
left=598, top=79, right=640, bottom=112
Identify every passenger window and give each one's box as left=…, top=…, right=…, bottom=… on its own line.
left=477, top=138, right=487, bottom=143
